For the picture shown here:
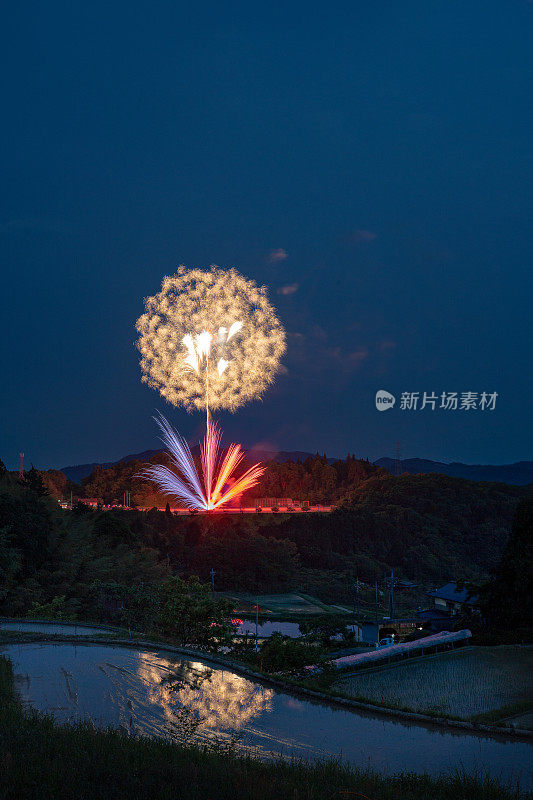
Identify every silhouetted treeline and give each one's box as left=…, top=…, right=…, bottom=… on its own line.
left=242, top=455, right=382, bottom=504
left=75, top=452, right=385, bottom=507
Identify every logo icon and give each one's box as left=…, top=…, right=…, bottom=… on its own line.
left=375, top=390, right=396, bottom=411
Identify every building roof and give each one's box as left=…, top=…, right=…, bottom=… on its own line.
left=416, top=608, right=452, bottom=620
left=426, top=582, right=477, bottom=605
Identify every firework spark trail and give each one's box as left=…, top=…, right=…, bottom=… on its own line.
left=200, top=415, right=220, bottom=507
left=208, top=444, right=264, bottom=510
left=140, top=414, right=207, bottom=509
left=142, top=414, right=264, bottom=511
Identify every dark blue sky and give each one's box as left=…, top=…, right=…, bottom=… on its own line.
left=2, top=1, right=532, bottom=470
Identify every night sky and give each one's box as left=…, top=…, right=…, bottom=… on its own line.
left=2, top=1, right=532, bottom=471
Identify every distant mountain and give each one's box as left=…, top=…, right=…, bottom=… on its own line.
left=375, top=458, right=533, bottom=486
left=60, top=448, right=338, bottom=483
left=59, top=449, right=533, bottom=486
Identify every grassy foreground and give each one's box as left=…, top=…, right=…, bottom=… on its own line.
left=0, top=657, right=529, bottom=800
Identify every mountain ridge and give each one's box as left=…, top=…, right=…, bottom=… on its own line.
left=59, top=450, right=533, bottom=486
left=374, top=457, right=533, bottom=486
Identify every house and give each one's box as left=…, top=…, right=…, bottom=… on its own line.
left=416, top=607, right=454, bottom=632
left=361, top=617, right=420, bottom=644
left=426, top=582, right=478, bottom=614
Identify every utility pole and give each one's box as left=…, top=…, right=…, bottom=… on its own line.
left=375, top=579, right=379, bottom=645
left=389, top=569, right=395, bottom=619
left=255, top=597, right=259, bottom=652
left=19, top=452, right=24, bottom=478
left=353, top=576, right=360, bottom=642
left=210, top=568, right=215, bottom=592
left=354, top=577, right=360, bottom=618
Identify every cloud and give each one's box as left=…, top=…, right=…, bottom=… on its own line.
left=277, top=283, right=299, bottom=296
left=378, top=340, right=396, bottom=353
left=286, top=327, right=368, bottom=377
left=268, top=248, right=288, bottom=263
left=349, top=229, right=377, bottom=244
left=347, top=347, right=369, bottom=366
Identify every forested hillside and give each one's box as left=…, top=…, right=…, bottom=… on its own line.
left=0, top=458, right=525, bottom=619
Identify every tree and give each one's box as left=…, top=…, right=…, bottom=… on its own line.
left=480, top=494, right=533, bottom=629
left=0, top=480, right=58, bottom=613
left=30, top=595, right=73, bottom=620
left=25, top=467, right=48, bottom=497
left=41, top=469, right=69, bottom=500
left=0, top=525, right=21, bottom=605
left=299, top=617, right=347, bottom=647
left=88, top=581, right=158, bottom=627
left=93, top=512, right=136, bottom=547
left=156, top=576, right=234, bottom=649
left=259, top=633, right=321, bottom=674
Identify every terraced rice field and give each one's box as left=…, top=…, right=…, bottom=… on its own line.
left=223, top=593, right=329, bottom=615
left=334, top=646, right=533, bottom=720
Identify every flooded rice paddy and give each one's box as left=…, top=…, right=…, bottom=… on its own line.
left=2, top=641, right=531, bottom=789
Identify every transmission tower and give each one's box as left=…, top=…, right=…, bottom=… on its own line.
left=394, top=441, right=401, bottom=476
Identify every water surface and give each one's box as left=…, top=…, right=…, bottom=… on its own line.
left=2, top=642, right=531, bottom=789
left=236, top=620, right=302, bottom=638
left=0, top=621, right=113, bottom=636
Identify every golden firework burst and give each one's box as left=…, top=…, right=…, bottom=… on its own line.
left=135, top=266, right=286, bottom=413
